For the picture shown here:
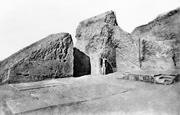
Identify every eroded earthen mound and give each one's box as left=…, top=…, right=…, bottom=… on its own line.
left=0, top=33, right=73, bottom=84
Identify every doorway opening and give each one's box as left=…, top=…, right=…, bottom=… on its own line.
left=100, top=57, right=113, bottom=75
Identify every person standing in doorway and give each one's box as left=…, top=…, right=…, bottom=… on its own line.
left=102, top=57, right=106, bottom=75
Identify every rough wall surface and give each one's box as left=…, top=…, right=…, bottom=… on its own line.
left=0, top=33, right=73, bottom=84
left=132, top=8, right=180, bottom=71
left=115, top=27, right=140, bottom=72
left=75, top=11, right=119, bottom=75
left=0, top=8, right=179, bottom=84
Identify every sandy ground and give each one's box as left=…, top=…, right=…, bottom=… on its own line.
left=0, top=72, right=180, bottom=115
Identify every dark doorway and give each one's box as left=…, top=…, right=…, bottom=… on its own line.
left=100, top=57, right=113, bottom=75
left=73, top=48, right=91, bottom=77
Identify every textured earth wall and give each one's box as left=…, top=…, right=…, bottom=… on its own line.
left=131, top=8, right=180, bottom=71
left=75, top=11, right=119, bottom=75
left=0, top=33, right=73, bottom=84
left=0, top=8, right=180, bottom=84
left=115, top=26, right=140, bottom=72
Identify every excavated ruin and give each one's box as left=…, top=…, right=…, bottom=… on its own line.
left=0, top=7, right=180, bottom=84
left=132, top=8, right=180, bottom=71
left=0, top=33, right=73, bottom=84
left=75, top=11, right=118, bottom=75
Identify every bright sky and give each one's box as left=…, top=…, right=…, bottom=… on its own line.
left=0, top=0, right=179, bottom=60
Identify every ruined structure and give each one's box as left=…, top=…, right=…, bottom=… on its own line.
left=0, top=7, right=180, bottom=84
left=75, top=11, right=119, bottom=75
left=75, top=7, right=180, bottom=75
left=132, top=8, right=180, bottom=71
left=0, top=33, right=73, bottom=84
left=115, top=27, right=140, bottom=72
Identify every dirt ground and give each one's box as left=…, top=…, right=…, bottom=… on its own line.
left=0, top=72, right=180, bottom=115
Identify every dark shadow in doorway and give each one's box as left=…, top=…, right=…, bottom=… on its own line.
left=73, top=48, right=91, bottom=77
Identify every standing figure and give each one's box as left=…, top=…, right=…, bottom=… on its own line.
left=100, top=56, right=113, bottom=75
left=101, top=57, right=106, bottom=75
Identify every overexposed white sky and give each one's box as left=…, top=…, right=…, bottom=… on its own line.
left=0, top=0, right=179, bottom=60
